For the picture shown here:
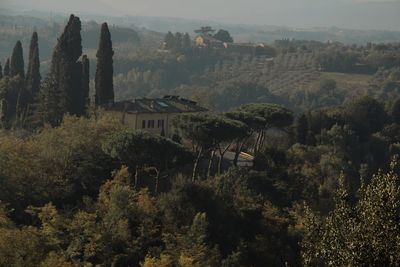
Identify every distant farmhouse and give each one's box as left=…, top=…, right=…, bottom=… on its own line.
left=107, top=96, right=208, bottom=136
left=159, top=26, right=275, bottom=56
left=195, top=35, right=225, bottom=49
left=195, top=34, right=275, bottom=56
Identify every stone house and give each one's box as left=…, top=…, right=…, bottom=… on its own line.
left=107, top=96, right=208, bottom=136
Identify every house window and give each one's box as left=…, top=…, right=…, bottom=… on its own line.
left=142, top=120, right=146, bottom=129
left=148, top=120, right=155, bottom=128
left=158, top=120, right=164, bottom=128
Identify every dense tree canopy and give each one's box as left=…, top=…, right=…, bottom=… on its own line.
left=295, top=113, right=308, bottom=145
left=214, top=29, right=233, bottom=43
left=239, top=103, right=294, bottom=152
left=173, top=112, right=248, bottom=178
left=345, top=96, right=386, bottom=138
left=302, top=165, right=400, bottom=266
left=103, top=129, right=191, bottom=192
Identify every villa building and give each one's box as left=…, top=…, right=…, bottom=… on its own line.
left=107, top=96, right=208, bottom=136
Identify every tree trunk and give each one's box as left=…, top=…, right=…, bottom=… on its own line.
left=207, top=149, right=215, bottom=178
left=256, top=130, right=266, bottom=153
left=254, top=132, right=262, bottom=154
left=258, top=131, right=263, bottom=153
left=233, top=136, right=249, bottom=166
left=233, top=141, right=241, bottom=167
left=154, top=168, right=160, bottom=195
left=218, top=144, right=231, bottom=175
left=134, top=165, right=139, bottom=190
left=192, top=147, right=203, bottom=181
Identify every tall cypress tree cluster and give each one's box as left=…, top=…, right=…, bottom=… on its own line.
left=10, top=41, right=25, bottom=78
left=26, top=32, right=41, bottom=99
left=51, top=14, right=83, bottom=116
left=95, top=22, right=114, bottom=107
left=0, top=41, right=29, bottom=127
left=164, top=31, right=175, bottom=50
left=164, top=31, right=191, bottom=52
left=0, top=14, right=119, bottom=128
left=183, top=33, right=191, bottom=51
left=37, top=14, right=86, bottom=124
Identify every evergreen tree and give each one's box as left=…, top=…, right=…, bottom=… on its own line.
left=95, top=22, right=114, bottom=107
left=70, top=60, right=83, bottom=115
left=43, top=14, right=83, bottom=120
left=164, top=31, right=175, bottom=50
left=0, top=63, right=2, bottom=80
left=81, top=55, right=90, bottom=115
left=35, top=75, right=66, bottom=127
left=183, top=33, right=191, bottom=51
left=194, top=26, right=216, bottom=36
left=295, top=113, right=308, bottom=145
left=26, top=32, right=41, bottom=98
left=0, top=98, right=7, bottom=127
left=10, top=41, right=24, bottom=78
left=0, top=75, right=26, bottom=126
left=213, top=29, right=233, bottom=43
left=3, top=58, right=10, bottom=77
left=174, top=32, right=183, bottom=51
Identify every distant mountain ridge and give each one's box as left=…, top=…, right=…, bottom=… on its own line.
left=1, top=9, right=400, bottom=46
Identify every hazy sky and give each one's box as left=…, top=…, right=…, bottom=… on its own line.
left=2, top=0, right=400, bottom=30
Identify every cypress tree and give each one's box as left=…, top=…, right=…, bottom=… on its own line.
left=0, top=63, right=2, bottom=80
left=10, top=41, right=24, bottom=78
left=58, top=14, right=83, bottom=116
left=164, top=31, right=175, bottom=50
left=183, top=33, right=191, bottom=51
left=35, top=74, right=66, bottom=127
left=174, top=32, right=183, bottom=51
left=70, top=60, right=83, bottom=115
left=0, top=98, right=7, bottom=127
left=0, top=74, right=26, bottom=125
left=26, top=32, right=41, bottom=98
left=81, top=55, right=90, bottom=115
left=9, top=41, right=29, bottom=125
left=43, top=14, right=82, bottom=120
left=95, top=22, right=114, bottom=107
left=3, top=59, right=10, bottom=76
